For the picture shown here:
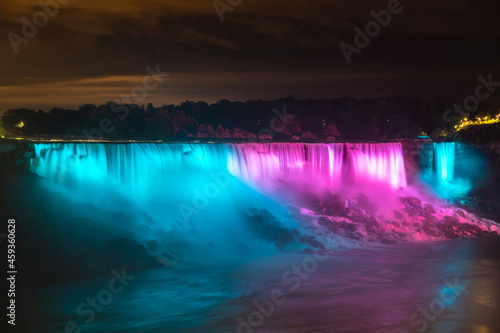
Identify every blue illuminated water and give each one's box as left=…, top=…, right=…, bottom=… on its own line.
left=37, top=237, right=500, bottom=333
left=434, top=142, right=455, bottom=185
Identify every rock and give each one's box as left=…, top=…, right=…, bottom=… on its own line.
left=318, top=217, right=341, bottom=234
left=275, top=229, right=294, bottom=251
left=444, top=215, right=460, bottom=224
left=309, top=198, right=323, bottom=214
left=406, top=208, right=418, bottom=217
left=406, top=196, right=422, bottom=209
left=366, top=219, right=384, bottom=235
left=323, top=191, right=342, bottom=202
left=346, top=232, right=363, bottom=241
left=457, top=210, right=466, bottom=218
left=341, top=222, right=357, bottom=232
left=425, top=214, right=437, bottom=224
left=350, top=208, right=366, bottom=222
left=392, top=230, right=407, bottom=241
left=247, top=214, right=295, bottom=248
left=323, top=197, right=346, bottom=216
left=424, top=203, right=436, bottom=214
left=249, top=214, right=265, bottom=228
left=422, top=225, right=441, bottom=237
left=403, top=221, right=410, bottom=227
left=393, top=210, right=405, bottom=221
left=460, top=224, right=484, bottom=237
left=317, top=217, right=331, bottom=227
left=259, top=209, right=275, bottom=221
left=436, top=223, right=448, bottom=232
left=444, top=231, right=459, bottom=239
left=418, top=210, right=428, bottom=218
left=392, top=221, right=401, bottom=228
left=299, top=235, right=325, bottom=249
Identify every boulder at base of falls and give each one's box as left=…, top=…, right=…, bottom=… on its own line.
left=318, top=217, right=341, bottom=234
left=323, top=196, right=346, bottom=216
left=403, top=196, right=422, bottom=209
left=424, top=203, right=436, bottom=214
left=393, top=210, right=405, bottom=221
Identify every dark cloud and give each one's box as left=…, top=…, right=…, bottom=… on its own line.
left=0, top=0, right=499, bottom=111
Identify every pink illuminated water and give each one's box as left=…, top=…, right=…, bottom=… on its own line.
left=226, top=143, right=345, bottom=189
left=347, top=142, right=407, bottom=188
left=226, top=142, right=406, bottom=190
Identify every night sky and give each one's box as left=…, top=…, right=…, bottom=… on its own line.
left=1, top=0, right=499, bottom=112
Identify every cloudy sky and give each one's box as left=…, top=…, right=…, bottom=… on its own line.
left=1, top=0, right=499, bottom=112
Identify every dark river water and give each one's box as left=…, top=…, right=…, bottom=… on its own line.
left=35, top=237, right=500, bottom=333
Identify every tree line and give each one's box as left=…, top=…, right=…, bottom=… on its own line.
left=1, top=96, right=498, bottom=141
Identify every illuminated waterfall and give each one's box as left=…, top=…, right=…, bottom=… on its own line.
left=31, top=142, right=407, bottom=195
left=226, top=143, right=345, bottom=189
left=434, top=142, right=455, bottom=185
left=347, top=142, right=407, bottom=188
left=29, top=141, right=409, bottom=248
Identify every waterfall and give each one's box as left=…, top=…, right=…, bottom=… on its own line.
left=346, top=142, right=407, bottom=188
left=28, top=141, right=410, bottom=261
left=31, top=142, right=407, bottom=195
left=226, top=143, right=345, bottom=189
left=434, top=142, right=455, bottom=185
